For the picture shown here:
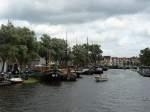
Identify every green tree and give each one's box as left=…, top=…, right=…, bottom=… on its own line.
left=72, top=43, right=103, bottom=67
left=0, top=22, right=39, bottom=72
left=39, top=34, right=67, bottom=66
left=50, top=38, right=66, bottom=64
left=139, top=48, right=150, bottom=66
left=88, top=44, right=103, bottom=65
left=72, top=45, right=87, bottom=67
left=16, top=27, right=39, bottom=69
left=39, top=34, right=51, bottom=65
left=0, top=44, right=17, bottom=72
left=0, top=22, right=18, bottom=72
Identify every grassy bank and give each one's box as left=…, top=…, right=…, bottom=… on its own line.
left=23, top=77, right=40, bottom=84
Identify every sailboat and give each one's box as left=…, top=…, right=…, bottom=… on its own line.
left=61, top=32, right=77, bottom=81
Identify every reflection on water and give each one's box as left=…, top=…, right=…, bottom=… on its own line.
left=0, top=69, right=150, bottom=112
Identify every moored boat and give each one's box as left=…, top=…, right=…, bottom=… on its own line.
left=40, top=70, right=62, bottom=82
left=138, top=66, right=150, bottom=77
left=94, top=74, right=108, bottom=82
left=60, top=68, right=77, bottom=81
left=9, top=78, right=24, bottom=84
left=80, top=66, right=104, bottom=75
left=29, top=65, right=60, bottom=82
left=75, top=70, right=82, bottom=78
left=103, top=67, right=108, bottom=71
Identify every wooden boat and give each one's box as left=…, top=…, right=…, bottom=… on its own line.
left=60, top=68, right=77, bottom=81
left=94, top=74, right=108, bottom=82
left=29, top=66, right=63, bottom=83
left=40, top=70, right=62, bottom=82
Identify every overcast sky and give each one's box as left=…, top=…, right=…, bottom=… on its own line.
left=0, top=0, right=150, bottom=57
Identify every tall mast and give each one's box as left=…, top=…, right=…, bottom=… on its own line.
left=87, top=36, right=89, bottom=46
left=65, top=32, right=68, bottom=68
left=92, top=41, right=95, bottom=65
left=75, top=35, right=78, bottom=46
left=75, top=36, right=78, bottom=68
left=86, top=36, right=89, bottom=67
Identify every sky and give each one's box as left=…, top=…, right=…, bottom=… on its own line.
left=0, top=0, right=150, bottom=57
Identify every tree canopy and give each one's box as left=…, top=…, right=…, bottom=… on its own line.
left=0, top=22, right=103, bottom=72
left=0, top=22, right=38, bottom=72
left=38, top=34, right=67, bottom=66
left=72, top=44, right=103, bottom=67
left=139, top=48, right=150, bottom=66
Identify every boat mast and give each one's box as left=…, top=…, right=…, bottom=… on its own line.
left=76, top=36, right=78, bottom=46
left=48, top=49, right=51, bottom=69
left=86, top=36, right=89, bottom=67
left=65, top=32, right=68, bottom=68
left=92, top=41, right=95, bottom=66
left=75, top=36, right=78, bottom=68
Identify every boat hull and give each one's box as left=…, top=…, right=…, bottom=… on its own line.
left=138, top=67, right=150, bottom=77
left=94, top=75, right=108, bottom=82
left=9, top=78, right=24, bottom=84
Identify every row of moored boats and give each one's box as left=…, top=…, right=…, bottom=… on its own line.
left=0, top=66, right=109, bottom=86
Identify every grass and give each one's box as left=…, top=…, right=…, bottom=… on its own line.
left=23, top=77, right=40, bottom=84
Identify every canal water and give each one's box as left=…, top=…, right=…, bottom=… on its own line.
left=0, top=69, right=150, bottom=112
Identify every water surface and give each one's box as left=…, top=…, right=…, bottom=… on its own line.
left=0, top=69, right=150, bottom=112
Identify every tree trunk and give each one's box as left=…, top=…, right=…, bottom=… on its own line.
left=20, top=63, right=23, bottom=71
left=46, top=57, right=48, bottom=66
left=1, top=59, right=6, bottom=73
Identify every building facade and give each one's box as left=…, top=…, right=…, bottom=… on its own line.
left=102, top=56, right=112, bottom=66
left=102, top=56, right=139, bottom=67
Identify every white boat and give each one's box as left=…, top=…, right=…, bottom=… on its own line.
left=9, top=78, right=24, bottom=84
left=94, top=74, right=108, bottom=82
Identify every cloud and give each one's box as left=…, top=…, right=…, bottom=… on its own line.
left=0, top=0, right=150, bottom=24
left=0, top=0, right=150, bottom=57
